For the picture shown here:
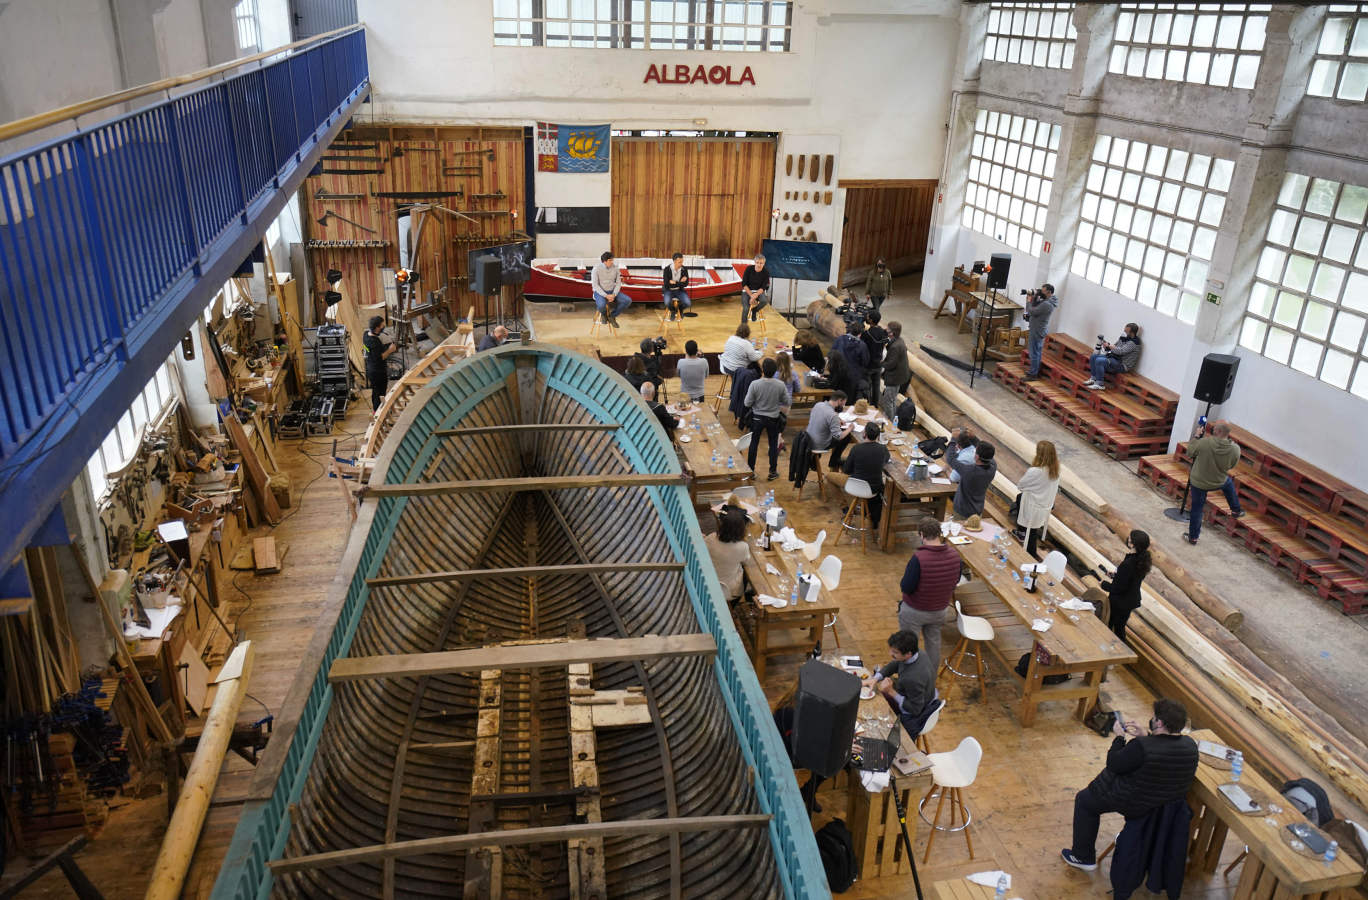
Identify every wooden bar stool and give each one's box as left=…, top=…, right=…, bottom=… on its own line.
left=836, top=476, right=875, bottom=551
left=589, top=309, right=618, bottom=338
left=712, top=370, right=734, bottom=413
left=753, top=306, right=769, bottom=337
left=939, top=600, right=995, bottom=704
left=918, top=736, right=982, bottom=862
left=798, top=449, right=830, bottom=501
left=658, top=301, right=686, bottom=339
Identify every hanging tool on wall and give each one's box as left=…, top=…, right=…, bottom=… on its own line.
left=316, top=210, right=377, bottom=234
left=443, top=166, right=483, bottom=175
left=470, top=191, right=507, bottom=200
left=449, top=148, right=497, bottom=162
left=315, top=188, right=364, bottom=201
left=391, top=146, right=440, bottom=159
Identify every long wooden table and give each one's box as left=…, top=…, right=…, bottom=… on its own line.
left=881, top=439, right=958, bottom=551
left=1186, top=729, right=1363, bottom=899
left=954, top=534, right=1136, bottom=726
left=740, top=541, right=838, bottom=680
left=670, top=402, right=753, bottom=500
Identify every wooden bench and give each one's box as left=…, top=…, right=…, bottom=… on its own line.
left=1139, top=424, right=1367, bottom=615
left=995, top=333, right=1177, bottom=461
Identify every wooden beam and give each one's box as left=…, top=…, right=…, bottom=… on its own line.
left=365, top=473, right=681, bottom=496
left=329, top=634, right=717, bottom=683
left=367, top=562, right=684, bottom=589
left=435, top=423, right=621, bottom=436
left=269, top=815, right=772, bottom=874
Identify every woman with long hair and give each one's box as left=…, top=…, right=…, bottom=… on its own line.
left=624, top=355, right=649, bottom=391
left=791, top=328, right=825, bottom=372
left=1102, top=530, right=1152, bottom=643
left=1014, top=439, right=1061, bottom=557
left=705, top=505, right=751, bottom=601
left=825, top=350, right=856, bottom=401
left=775, top=351, right=800, bottom=404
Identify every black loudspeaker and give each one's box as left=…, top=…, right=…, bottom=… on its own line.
left=792, top=660, right=860, bottom=778
left=986, top=252, right=1011, bottom=290
left=1194, top=353, right=1240, bottom=404
left=473, top=255, right=502, bottom=295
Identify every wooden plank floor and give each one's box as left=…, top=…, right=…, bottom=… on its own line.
left=525, top=295, right=800, bottom=357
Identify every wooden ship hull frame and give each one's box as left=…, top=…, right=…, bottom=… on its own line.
left=210, top=343, right=827, bottom=900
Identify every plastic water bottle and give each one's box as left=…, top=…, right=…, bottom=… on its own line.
left=711, top=449, right=718, bottom=465
left=995, top=874, right=1009, bottom=899
left=727, top=455, right=735, bottom=469
left=789, top=582, right=799, bottom=606
left=1325, top=840, right=1339, bottom=864
left=1230, top=751, right=1243, bottom=783
left=796, top=563, right=804, bottom=581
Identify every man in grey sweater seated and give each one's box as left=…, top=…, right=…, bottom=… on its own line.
left=591, top=251, right=631, bottom=326
left=866, top=630, right=937, bottom=721
left=946, top=436, right=996, bottom=523
left=1085, top=323, right=1142, bottom=390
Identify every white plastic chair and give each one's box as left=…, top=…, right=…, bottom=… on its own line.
left=1042, top=549, right=1067, bottom=581
left=918, top=736, right=983, bottom=862
left=803, top=530, right=828, bottom=564
left=940, top=600, right=995, bottom=704
left=836, top=476, right=876, bottom=551
left=734, top=432, right=752, bottom=453
left=815, top=553, right=841, bottom=589
left=915, top=699, right=945, bottom=754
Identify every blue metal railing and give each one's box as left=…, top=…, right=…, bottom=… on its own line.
left=0, top=27, right=369, bottom=563
left=210, top=346, right=830, bottom=900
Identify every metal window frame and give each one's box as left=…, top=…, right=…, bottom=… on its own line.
left=983, top=2, right=1078, bottom=70
left=1241, top=172, right=1368, bottom=393
left=493, top=0, right=791, bottom=50
left=84, top=354, right=182, bottom=498
left=1108, top=2, right=1269, bottom=89
left=963, top=108, right=1061, bottom=256
left=1071, top=134, right=1231, bottom=325
left=1306, top=3, right=1368, bottom=102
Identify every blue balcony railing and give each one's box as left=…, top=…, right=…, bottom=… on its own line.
left=0, top=26, right=369, bottom=563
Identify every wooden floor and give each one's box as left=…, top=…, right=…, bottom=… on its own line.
left=525, top=295, right=800, bottom=358
left=3, top=376, right=1253, bottom=899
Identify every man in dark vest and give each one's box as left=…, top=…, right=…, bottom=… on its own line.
left=897, top=518, right=962, bottom=669
left=1062, top=697, right=1199, bottom=871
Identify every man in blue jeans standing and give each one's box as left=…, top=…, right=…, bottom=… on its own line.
left=1021, top=283, right=1058, bottom=381
left=1183, top=420, right=1245, bottom=544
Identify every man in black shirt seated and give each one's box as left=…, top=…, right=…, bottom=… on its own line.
left=1061, top=697, right=1199, bottom=871
left=826, top=423, right=890, bottom=528
left=640, top=382, right=679, bottom=438
left=740, top=254, right=771, bottom=324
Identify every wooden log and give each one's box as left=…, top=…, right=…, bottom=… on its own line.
left=144, top=641, right=254, bottom=900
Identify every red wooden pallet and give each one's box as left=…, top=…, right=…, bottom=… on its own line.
left=1332, top=489, right=1368, bottom=531
left=1303, top=514, right=1368, bottom=576
left=1232, top=471, right=1318, bottom=536
left=1303, top=559, right=1368, bottom=614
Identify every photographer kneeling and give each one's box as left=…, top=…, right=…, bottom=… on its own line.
left=1084, top=323, right=1142, bottom=391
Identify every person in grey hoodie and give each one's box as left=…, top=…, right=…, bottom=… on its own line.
left=1085, top=323, right=1142, bottom=390
left=592, top=251, right=630, bottom=325
left=1022, top=283, right=1059, bottom=380
left=946, top=438, right=997, bottom=519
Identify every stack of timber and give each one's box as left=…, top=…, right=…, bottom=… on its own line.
left=212, top=344, right=826, bottom=899
left=360, top=324, right=476, bottom=460
left=1139, top=423, right=1368, bottom=614
left=995, top=333, right=1178, bottom=459
left=905, top=345, right=1368, bottom=835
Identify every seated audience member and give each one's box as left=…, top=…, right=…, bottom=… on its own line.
left=662, top=252, right=691, bottom=320
left=861, top=309, right=888, bottom=403
left=477, top=325, right=508, bottom=352
left=827, top=423, right=891, bottom=528
left=775, top=352, right=801, bottom=405
left=792, top=329, right=826, bottom=372
left=804, top=391, right=854, bottom=467
left=880, top=321, right=911, bottom=420
left=898, top=518, right=961, bottom=668
left=634, top=338, right=664, bottom=387
left=744, top=358, right=790, bottom=481
left=947, top=438, right=996, bottom=524
left=592, top=251, right=630, bottom=325
left=1014, top=440, right=1061, bottom=558
left=866, top=630, right=938, bottom=723
left=1085, top=323, right=1142, bottom=390
left=640, top=382, right=679, bottom=438
left=624, top=355, right=650, bottom=392
left=676, top=340, right=710, bottom=403
left=720, top=322, right=762, bottom=380
left=1061, top=698, right=1199, bottom=872
left=947, top=427, right=978, bottom=483
left=1101, top=530, right=1152, bottom=643
left=705, top=504, right=751, bottom=601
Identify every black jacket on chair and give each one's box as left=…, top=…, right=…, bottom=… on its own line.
left=788, top=431, right=815, bottom=488
left=1110, top=797, right=1192, bottom=900
left=1087, top=733, right=1198, bottom=819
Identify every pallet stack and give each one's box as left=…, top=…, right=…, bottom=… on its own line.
left=1138, top=424, right=1368, bottom=614
left=994, top=333, right=1178, bottom=459
left=6, top=732, right=108, bottom=854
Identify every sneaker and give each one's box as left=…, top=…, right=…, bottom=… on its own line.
left=1060, top=849, right=1097, bottom=872
left=609, top=315, right=620, bottom=328
left=1232, top=510, right=1246, bottom=519
left=1023, top=374, right=1040, bottom=382
left=1182, top=531, right=1198, bottom=545
left=768, top=470, right=780, bottom=481
left=1085, top=381, right=1103, bottom=390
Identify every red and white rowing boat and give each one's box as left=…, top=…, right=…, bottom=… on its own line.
left=523, top=256, right=750, bottom=303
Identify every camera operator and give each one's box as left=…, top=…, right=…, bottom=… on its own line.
left=1021, top=283, right=1058, bottom=381
left=1084, top=323, right=1142, bottom=391
left=634, top=337, right=667, bottom=388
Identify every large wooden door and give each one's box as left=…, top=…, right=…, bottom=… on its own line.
left=838, top=180, right=937, bottom=279
left=611, top=137, right=776, bottom=258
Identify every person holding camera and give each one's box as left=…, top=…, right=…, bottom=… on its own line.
left=634, top=337, right=666, bottom=388
left=1022, top=283, right=1059, bottom=381
left=1061, top=698, right=1198, bottom=873
left=1084, top=323, right=1142, bottom=390
left=662, top=252, right=690, bottom=321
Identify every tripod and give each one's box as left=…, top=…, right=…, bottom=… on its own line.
left=968, top=286, right=999, bottom=390
left=888, top=771, right=926, bottom=900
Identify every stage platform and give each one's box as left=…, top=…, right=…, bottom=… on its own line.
left=524, top=297, right=800, bottom=359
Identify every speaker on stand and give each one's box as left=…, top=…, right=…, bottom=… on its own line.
left=1164, top=353, right=1241, bottom=524
left=969, top=253, right=1010, bottom=388
left=473, top=254, right=505, bottom=335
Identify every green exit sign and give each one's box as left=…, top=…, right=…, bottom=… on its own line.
left=1205, top=291, right=1221, bottom=306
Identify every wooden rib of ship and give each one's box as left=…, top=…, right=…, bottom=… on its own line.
left=211, top=342, right=826, bottom=900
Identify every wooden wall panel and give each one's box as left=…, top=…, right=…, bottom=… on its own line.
left=303, top=126, right=527, bottom=321
left=610, top=138, right=776, bottom=259
left=838, top=180, right=937, bottom=280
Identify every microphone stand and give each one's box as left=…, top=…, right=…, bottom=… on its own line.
left=888, top=771, right=926, bottom=900
left=968, top=285, right=998, bottom=389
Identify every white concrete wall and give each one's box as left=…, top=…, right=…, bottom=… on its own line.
left=0, top=0, right=124, bottom=130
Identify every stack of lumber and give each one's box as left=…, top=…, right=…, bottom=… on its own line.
left=995, top=333, right=1178, bottom=459
left=5, top=732, right=107, bottom=854
left=1139, top=424, right=1368, bottom=614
